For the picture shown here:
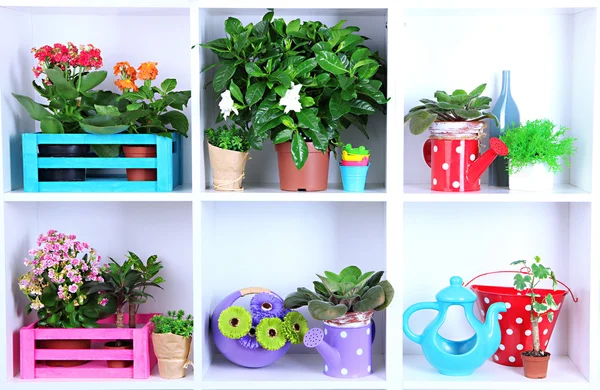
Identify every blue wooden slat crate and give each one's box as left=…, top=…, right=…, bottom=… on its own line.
left=22, top=133, right=182, bottom=192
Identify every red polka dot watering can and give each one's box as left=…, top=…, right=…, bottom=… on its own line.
left=465, top=269, right=578, bottom=367
left=423, top=122, right=508, bottom=192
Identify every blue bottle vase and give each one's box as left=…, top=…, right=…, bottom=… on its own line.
left=489, top=70, right=520, bottom=187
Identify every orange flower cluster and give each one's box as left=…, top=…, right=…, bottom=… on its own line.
left=138, top=62, right=158, bottom=81
left=113, top=61, right=159, bottom=92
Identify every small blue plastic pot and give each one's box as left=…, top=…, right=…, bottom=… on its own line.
left=340, top=163, right=370, bottom=192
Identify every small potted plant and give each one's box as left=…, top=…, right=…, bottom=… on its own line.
left=18, top=230, right=115, bottom=367
left=200, top=10, right=388, bottom=191
left=91, top=252, right=164, bottom=367
left=205, top=124, right=251, bottom=191
left=511, top=256, right=559, bottom=379
left=500, top=119, right=576, bottom=191
left=151, top=310, right=194, bottom=379
left=113, top=61, right=191, bottom=181
left=284, top=266, right=393, bottom=378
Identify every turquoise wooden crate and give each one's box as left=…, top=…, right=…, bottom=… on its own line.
left=23, top=133, right=182, bottom=192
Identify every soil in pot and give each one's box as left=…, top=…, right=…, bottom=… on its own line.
left=104, top=340, right=133, bottom=368
left=36, top=339, right=92, bottom=367
left=38, top=144, right=90, bottom=182
left=122, top=145, right=157, bottom=181
left=521, top=351, right=551, bottom=379
left=275, top=142, right=330, bottom=192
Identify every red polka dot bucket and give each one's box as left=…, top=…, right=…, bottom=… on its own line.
left=465, top=271, right=577, bottom=367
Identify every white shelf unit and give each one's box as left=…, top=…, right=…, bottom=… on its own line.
left=0, top=2, right=597, bottom=390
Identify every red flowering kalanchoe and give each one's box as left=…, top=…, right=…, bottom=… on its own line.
left=31, top=42, right=103, bottom=79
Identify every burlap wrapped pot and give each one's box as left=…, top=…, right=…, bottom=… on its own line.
left=208, top=143, right=249, bottom=191
left=152, top=333, right=193, bottom=379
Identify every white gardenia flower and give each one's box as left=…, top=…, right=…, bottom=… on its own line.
left=280, top=82, right=303, bottom=114
left=219, top=90, right=238, bottom=120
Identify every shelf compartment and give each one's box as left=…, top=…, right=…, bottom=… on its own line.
left=202, top=354, right=386, bottom=390
left=403, top=355, right=589, bottom=390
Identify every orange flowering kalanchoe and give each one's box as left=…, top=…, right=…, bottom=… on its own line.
left=137, top=62, right=158, bottom=81
left=113, top=61, right=138, bottom=91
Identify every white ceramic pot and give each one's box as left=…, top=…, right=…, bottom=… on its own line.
left=509, top=163, right=554, bottom=191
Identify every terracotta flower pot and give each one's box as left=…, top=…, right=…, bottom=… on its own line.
left=122, top=145, right=157, bottom=181
left=275, top=142, right=330, bottom=191
left=104, top=340, right=133, bottom=368
left=36, top=338, right=91, bottom=367
left=521, top=351, right=551, bottom=379
left=207, top=143, right=249, bottom=191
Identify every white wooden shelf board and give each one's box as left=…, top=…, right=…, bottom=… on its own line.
left=403, top=355, right=589, bottom=390
left=403, top=183, right=592, bottom=203
left=9, top=367, right=195, bottom=390
left=201, top=183, right=387, bottom=202
left=202, top=354, right=386, bottom=389
left=3, top=185, right=193, bottom=202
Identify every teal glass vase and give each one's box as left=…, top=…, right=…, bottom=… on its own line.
left=489, top=70, right=520, bottom=187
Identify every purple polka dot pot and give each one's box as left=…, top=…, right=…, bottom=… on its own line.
left=304, top=321, right=375, bottom=378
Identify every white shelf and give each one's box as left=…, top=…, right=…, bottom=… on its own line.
left=202, top=354, right=386, bottom=389
left=403, top=183, right=592, bottom=202
left=3, top=185, right=193, bottom=202
left=200, top=183, right=387, bottom=202
left=9, top=367, right=195, bottom=390
left=403, top=355, right=589, bottom=390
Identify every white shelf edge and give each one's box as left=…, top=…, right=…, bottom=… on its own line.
left=3, top=185, right=193, bottom=202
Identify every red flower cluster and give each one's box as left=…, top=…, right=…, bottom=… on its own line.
left=31, top=42, right=103, bottom=78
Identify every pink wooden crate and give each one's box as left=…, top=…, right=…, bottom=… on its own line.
left=20, top=313, right=158, bottom=379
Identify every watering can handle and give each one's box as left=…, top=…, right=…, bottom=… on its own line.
left=463, top=270, right=578, bottom=303
left=403, top=302, right=440, bottom=345
left=423, top=139, right=432, bottom=168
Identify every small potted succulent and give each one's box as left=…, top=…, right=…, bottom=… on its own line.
left=113, top=61, right=191, bottom=181
left=511, top=256, right=560, bottom=379
left=205, top=124, right=251, bottom=191
left=90, top=252, right=164, bottom=368
left=200, top=10, right=388, bottom=191
left=151, top=310, right=194, bottom=379
left=18, top=230, right=115, bottom=367
left=284, top=266, right=394, bottom=378
left=500, top=119, right=576, bottom=191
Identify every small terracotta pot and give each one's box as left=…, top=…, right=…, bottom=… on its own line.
left=104, top=340, right=133, bottom=368
left=521, top=351, right=551, bottom=379
left=275, top=142, right=330, bottom=191
left=122, top=145, right=157, bottom=181
left=37, top=339, right=91, bottom=367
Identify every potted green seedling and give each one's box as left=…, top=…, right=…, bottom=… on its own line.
left=151, top=310, right=194, bottom=379
left=500, top=119, right=576, bottom=191
left=205, top=124, right=251, bottom=191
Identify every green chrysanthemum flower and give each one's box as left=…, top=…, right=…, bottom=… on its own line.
left=218, top=306, right=251, bottom=339
left=256, top=317, right=286, bottom=350
left=282, top=311, right=309, bottom=344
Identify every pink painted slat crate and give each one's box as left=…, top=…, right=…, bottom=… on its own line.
left=20, top=313, right=158, bottom=380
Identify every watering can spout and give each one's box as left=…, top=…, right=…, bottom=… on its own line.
left=304, top=328, right=341, bottom=367
left=467, top=138, right=508, bottom=183
left=483, top=302, right=507, bottom=351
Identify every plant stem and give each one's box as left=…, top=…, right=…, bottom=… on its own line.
left=116, top=304, right=124, bottom=328
left=128, top=303, right=137, bottom=328
left=532, top=314, right=540, bottom=353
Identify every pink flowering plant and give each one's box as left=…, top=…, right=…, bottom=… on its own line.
left=18, top=230, right=116, bottom=328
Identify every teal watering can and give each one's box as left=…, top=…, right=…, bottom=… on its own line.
left=403, top=276, right=507, bottom=376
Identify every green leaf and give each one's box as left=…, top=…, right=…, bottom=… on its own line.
left=340, top=266, right=362, bottom=279
left=273, top=18, right=286, bottom=36
left=40, top=117, right=64, bottom=134
left=159, top=110, right=189, bottom=136
left=45, top=68, right=78, bottom=100
left=94, top=105, right=120, bottom=116
left=547, top=311, right=554, bottom=322
left=356, top=81, right=387, bottom=104
left=213, top=64, right=236, bottom=92
left=356, top=60, right=379, bottom=79
left=535, top=255, right=541, bottom=263
left=337, top=34, right=364, bottom=52
left=350, top=99, right=376, bottom=115
left=329, top=91, right=351, bottom=120
left=127, top=103, right=143, bottom=111
left=245, top=62, right=265, bottom=77
left=273, top=128, right=293, bottom=144
left=245, top=81, right=267, bottom=106
left=510, top=260, right=527, bottom=266
left=351, top=48, right=371, bottom=64
left=315, top=73, right=330, bottom=87
left=533, top=301, right=549, bottom=314
left=41, top=287, right=57, bottom=307
left=341, top=84, right=357, bottom=101
left=315, top=51, right=348, bottom=75
left=307, top=300, right=348, bottom=321
left=12, top=93, right=51, bottom=121
left=268, top=71, right=292, bottom=88
left=225, top=17, right=244, bottom=35
left=263, top=10, right=274, bottom=22
left=292, top=58, right=317, bottom=78
left=324, top=271, right=342, bottom=282
left=229, top=80, right=244, bottom=103
left=353, top=285, right=385, bottom=312
left=407, top=110, right=437, bottom=135
left=455, top=109, right=483, bottom=119
left=291, top=130, right=309, bottom=170
left=300, top=96, right=315, bottom=107
left=469, top=83, right=487, bottom=97
left=532, top=263, right=551, bottom=280
left=286, top=19, right=301, bottom=34
left=312, top=42, right=333, bottom=52
left=513, top=273, right=530, bottom=291
left=201, top=62, right=220, bottom=73
left=284, top=291, right=311, bottom=309
left=79, top=70, right=107, bottom=92
left=302, top=127, right=328, bottom=152
left=91, top=144, right=120, bottom=157
left=338, top=75, right=354, bottom=90
left=296, top=108, right=320, bottom=131
left=545, top=293, right=559, bottom=310
left=65, top=301, right=75, bottom=314
left=253, top=20, right=269, bottom=37
left=161, top=78, right=177, bottom=93
left=452, top=89, right=468, bottom=96
left=280, top=115, right=295, bottom=128
left=313, top=281, right=330, bottom=297
left=434, top=90, right=451, bottom=103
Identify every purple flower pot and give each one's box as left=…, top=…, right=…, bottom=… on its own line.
left=211, top=289, right=290, bottom=368
left=304, top=320, right=375, bottom=378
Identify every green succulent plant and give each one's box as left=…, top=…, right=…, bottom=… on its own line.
left=404, top=83, right=499, bottom=135
left=284, top=266, right=394, bottom=321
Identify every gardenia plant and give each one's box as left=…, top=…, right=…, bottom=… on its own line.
left=284, top=266, right=394, bottom=321
left=499, top=119, right=576, bottom=174
left=404, top=84, right=499, bottom=135
left=200, top=10, right=388, bottom=169
left=18, top=230, right=115, bottom=328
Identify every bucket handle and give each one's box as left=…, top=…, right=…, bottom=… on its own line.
left=463, top=268, right=578, bottom=303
